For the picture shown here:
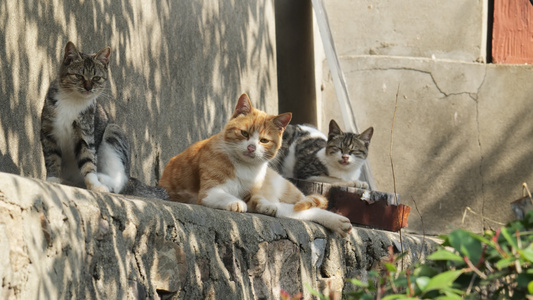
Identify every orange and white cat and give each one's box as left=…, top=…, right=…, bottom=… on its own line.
left=159, top=94, right=352, bottom=237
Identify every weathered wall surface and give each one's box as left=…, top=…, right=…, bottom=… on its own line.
left=323, top=0, right=487, bottom=63
left=0, top=172, right=435, bottom=299
left=318, top=0, right=533, bottom=234
left=0, top=0, right=278, bottom=185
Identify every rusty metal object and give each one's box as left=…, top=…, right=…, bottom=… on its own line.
left=291, top=179, right=410, bottom=232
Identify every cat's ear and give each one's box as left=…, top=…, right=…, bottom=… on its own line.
left=328, top=119, right=343, bottom=140
left=273, top=112, right=292, bottom=130
left=63, top=41, right=82, bottom=66
left=232, top=93, right=253, bottom=118
left=94, top=47, right=111, bottom=68
left=359, top=127, right=374, bottom=147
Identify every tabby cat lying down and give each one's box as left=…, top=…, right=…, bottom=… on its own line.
left=271, top=119, right=373, bottom=189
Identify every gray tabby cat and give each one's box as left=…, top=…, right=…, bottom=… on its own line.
left=271, top=119, right=373, bottom=189
left=40, top=41, right=168, bottom=199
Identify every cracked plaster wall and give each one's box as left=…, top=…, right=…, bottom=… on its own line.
left=317, top=0, right=533, bottom=235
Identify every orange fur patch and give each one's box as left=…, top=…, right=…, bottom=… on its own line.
left=159, top=93, right=292, bottom=207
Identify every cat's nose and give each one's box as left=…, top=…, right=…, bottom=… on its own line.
left=247, top=144, right=256, bottom=153
left=342, top=154, right=349, bottom=161
left=83, top=81, right=92, bottom=91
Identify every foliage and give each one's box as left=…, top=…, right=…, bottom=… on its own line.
left=320, top=210, right=533, bottom=300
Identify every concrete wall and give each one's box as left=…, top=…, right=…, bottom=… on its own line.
left=323, top=0, right=488, bottom=63
left=0, top=0, right=278, bottom=185
left=0, top=172, right=435, bottom=299
left=318, top=0, right=533, bottom=234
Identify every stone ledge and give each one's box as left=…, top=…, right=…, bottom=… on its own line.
left=0, top=172, right=436, bottom=299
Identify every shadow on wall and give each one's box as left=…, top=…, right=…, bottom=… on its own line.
left=339, top=61, right=533, bottom=235
left=383, top=74, right=533, bottom=234
left=2, top=173, right=432, bottom=299
left=0, top=0, right=277, bottom=184
left=10, top=177, right=316, bottom=299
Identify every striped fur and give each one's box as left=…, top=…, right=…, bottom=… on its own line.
left=40, top=42, right=167, bottom=199
left=159, top=94, right=351, bottom=237
left=271, top=119, right=374, bottom=189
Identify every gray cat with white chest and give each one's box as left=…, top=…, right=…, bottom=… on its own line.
left=271, top=119, right=373, bottom=189
left=40, top=41, right=167, bottom=199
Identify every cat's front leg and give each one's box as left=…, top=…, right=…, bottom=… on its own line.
left=41, top=128, right=63, bottom=183
left=85, top=173, right=110, bottom=193
left=74, top=127, right=109, bottom=193
left=200, top=187, right=247, bottom=213
left=248, top=196, right=278, bottom=216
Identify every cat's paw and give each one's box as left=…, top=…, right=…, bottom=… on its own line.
left=331, top=215, right=352, bottom=238
left=89, top=184, right=110, bottom=193
left=85, top=173, right=110, bottom=193
left=97, top=173, right=124, bottom=193
left=46, top=177, right=62, bottom=184
left=352, top=180, right=369, bottom=189
left=227, top=200, right=247, bottom=213
left=255, top=200, right=278, bottom=216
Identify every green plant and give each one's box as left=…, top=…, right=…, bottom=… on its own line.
left=340, top=210, right=533, bottom=299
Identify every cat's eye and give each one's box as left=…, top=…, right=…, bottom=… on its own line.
left=241, top=130, right=249, bottom=138
left=75, top=74, right=84, bottom=80
left=92, top=76, right=102, bottom=82
left=260, top=138, right=269, bottom=144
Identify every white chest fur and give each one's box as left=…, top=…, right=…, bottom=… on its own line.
left=224, top=162, right=267, bottom=198
left=52, top=92, right=95, bottom=152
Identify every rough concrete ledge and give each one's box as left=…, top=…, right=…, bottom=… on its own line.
left=0, top=172, right=436, bottom=299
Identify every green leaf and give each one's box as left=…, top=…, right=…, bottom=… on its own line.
left=435, top=291, right=463, bottom=300
left=304, top=283, right=328, bottom=300
left=384, top=262, right=397, bottom=272
left=360, top=295, right=374, bottom=300
left=347, top=278, right=368, bottom=288
left=447, top=230, right=482, bottom=264
left=368, top=270, right=379, bottom=277
left=500, top=227, right=518, bottom=249
left=416, top=276, right=430, bottom=291
left=395, top=251, right=409, bottom=262
left=381, top=295, right=415, bottom=300
left=422, top=270, right=463, bottom=294
left=413, top=265, right=439, bottom=278
left=495, top=257, right=516, bottom=270
left=528, top=280, right=533, bottom=294
left=469, top=233, right=492, bottom=246
left=517, top=273, right=533, bottom=289
left=519, top=247, right=533, bottom=263
left=428, top=249, right=464, bottom=262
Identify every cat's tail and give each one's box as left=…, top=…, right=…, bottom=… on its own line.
left=122, top=177, right=169, bottom=200
left=294, top=194, right=328, bottom=211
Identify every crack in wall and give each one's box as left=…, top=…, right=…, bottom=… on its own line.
left=348, top=66, right=479, bottom=99
left=474, top=66, right=487, bottom=230
left=343, top=62, right=491, bottom=232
